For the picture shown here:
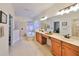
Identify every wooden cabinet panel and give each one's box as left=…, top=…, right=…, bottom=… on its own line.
left=36, top=32, right=47, bottom=45
left=62, top=42, right=79, bottom=52
left=51, top=38, right=61, bottom=44
left=51, top=38, right=62, bottom=56
left=36, top=32, right=42, bottom=43
left=62, top=42, right=79, bottom=56
left=41, top=35, right=47, bottom=44
left=36, top=32, right=79, bottom=56
left=62, top=45, right=79, bottom=56
left=36, top=32, right=39, bottom=41
left=51, top=38, right=79, bottom=56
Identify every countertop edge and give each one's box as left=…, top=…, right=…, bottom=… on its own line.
left=36, top=31, right=79, bottom=47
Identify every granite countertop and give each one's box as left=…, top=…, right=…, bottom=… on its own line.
left=36, top=31, right=79, bottom=47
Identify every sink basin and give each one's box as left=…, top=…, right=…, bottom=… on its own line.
left=64, top=35, right=71, bottom=39
left=45, top=32, right=53, bottom=35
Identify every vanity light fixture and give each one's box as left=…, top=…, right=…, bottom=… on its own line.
left=64, top=8, right=70, bottom=14
left=60, top=10, right=65, bottom=15
left=40, top=16, right=48, bottom=21
left=56, top=3, right=79, bottom=15
left=72, top=4, right=79, bottom=11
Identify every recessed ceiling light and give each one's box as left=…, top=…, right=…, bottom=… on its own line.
left=40, top=16, right=48, bottom=21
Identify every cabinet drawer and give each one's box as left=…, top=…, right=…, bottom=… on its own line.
left=51, top=37, right=61, bottom=44
left=62, top=45, right=79, bottom=56
left=62, top=42, right=79, bottom=53
left=41, top=34, right=48, bottom=38
left=51, top=37, right=62, bottom=56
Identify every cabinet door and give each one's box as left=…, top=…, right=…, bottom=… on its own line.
left=36, top=32, right=41, bottom=43
left=36, top=32, right=39, bottom=41
left=62, top=42, right=79, bottom=56
left=62, top=45, right=79, bottom=56
left=51, top=38, right=62, bottom=56
left=36, top=32, right=47, bottom=44
left=41, top=36, right=47, bottom=44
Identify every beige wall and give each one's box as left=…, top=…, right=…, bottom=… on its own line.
left=0, top=4, right=15, bottom=55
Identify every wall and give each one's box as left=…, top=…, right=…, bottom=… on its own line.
left=13, top=17, right=25, bottom=44
left=15, top=16, right=32, bottom=37
left=0, top=4, right=15, bottom=55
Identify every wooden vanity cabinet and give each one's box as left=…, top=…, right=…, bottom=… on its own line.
left=36, top=32, right=42, bottom=43
left=51, top=37, right=79, bottom=56
left=51, top=38, right=62, bottom=56
left=36, top=32, right=79, bottom=56
left=62, top=42, right=79, bottom=56
left=41, top=34, right=47, bottom=44
left=36, top=32, right=47, bottom=45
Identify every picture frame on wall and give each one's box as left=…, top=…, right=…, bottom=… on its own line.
left=62, top=22, right=67, bottom=26
left=0, top=11, right=7, bottom=24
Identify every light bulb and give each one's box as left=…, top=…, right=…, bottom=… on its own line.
left=40, top=16, right=48, bottom=21
left=70, top=4, right=79, bottom=12
left=65, top=9, right=70, bottom=14
left=56, top=12, right=61, bottom=15
left=60, top=10, right=64, bottom=15
left=73, top=4, right=79, bottom=11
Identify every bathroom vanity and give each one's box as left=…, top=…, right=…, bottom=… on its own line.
left=36, top=31, right=79, bottom=56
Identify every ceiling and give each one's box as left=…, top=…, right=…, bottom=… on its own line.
left=13, top=3, right=54, bottom=19
left=13, top=3, right=73, bottom=20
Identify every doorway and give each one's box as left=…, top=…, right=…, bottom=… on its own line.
left=9, top=14, right=13, bottom=46
left=26, top=21, right=35, bottom=38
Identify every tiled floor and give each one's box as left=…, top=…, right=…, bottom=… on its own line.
left=9, top=37, right=52, bottom=56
